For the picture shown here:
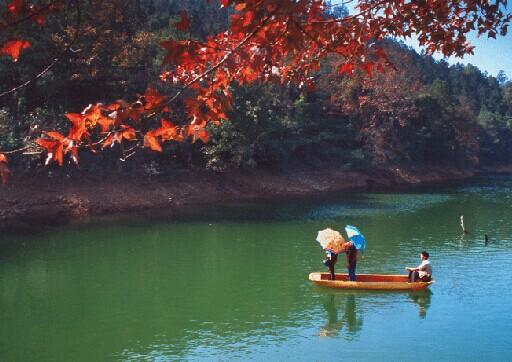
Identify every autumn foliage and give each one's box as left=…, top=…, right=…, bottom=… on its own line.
left=0, top=39, right=30, bottom=61
left=0, top=0, right=511, bottom=182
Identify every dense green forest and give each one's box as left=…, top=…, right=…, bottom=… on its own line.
left=1, top=0, right=511, bottom=178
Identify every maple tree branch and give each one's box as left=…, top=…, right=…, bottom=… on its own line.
left=10, top=130, right=116, bottom=159
left=120, top=149, right=138, bottom=162
left=0, top=58, right=60, bottom=98
left=0, top=0, right=82, bottom=99
left=124, top=143, right=140, bottom=154
left=291, top=18, right=331, bottom=53
left=1, top=146, right=31, bottom=155
left=160, top=8, right=279, bottom=110
left=119, top=142, right=142, bottom=161
left=89, top=132, right=113, bottom=147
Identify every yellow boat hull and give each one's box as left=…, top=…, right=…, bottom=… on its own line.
left=309, top=272, right=434, bottom=290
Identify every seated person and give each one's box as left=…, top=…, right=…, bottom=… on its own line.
left=406, top=251, right=432, bottom=282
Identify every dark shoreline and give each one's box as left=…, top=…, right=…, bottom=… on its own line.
left=1, top=165, right=510, bottom=232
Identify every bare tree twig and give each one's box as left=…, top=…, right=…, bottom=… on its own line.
left=2, top=146, right=31, bottom=155
left=0, top=58, right=60, bottom=98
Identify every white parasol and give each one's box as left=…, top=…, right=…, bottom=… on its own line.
left=316, top=228, right=346, bottom=254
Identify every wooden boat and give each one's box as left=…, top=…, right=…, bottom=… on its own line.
left=309, top=272, right=434, bottom=290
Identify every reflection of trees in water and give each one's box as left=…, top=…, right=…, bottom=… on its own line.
left=319, top=289, right=433, bottom=338
left=409, top=289, right=432, bottom=319
left=319, top=293, right=363, bottom=339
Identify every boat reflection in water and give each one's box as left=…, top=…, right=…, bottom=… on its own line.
left=409, top=289, right=432, bottom=319
left=319, top=294, right=363, bottom=339
left=319, top=289, right=432, bottom=338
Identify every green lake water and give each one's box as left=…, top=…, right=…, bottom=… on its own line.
left=1, top=175, right=512, bottom=361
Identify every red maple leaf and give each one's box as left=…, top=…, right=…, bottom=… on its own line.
left=35, top=131, right=80, bottom=165
left=36, top=135, right=65, bottom=166
left=144, top=131, right=162, bottom=152
left=187, top=124, right=209, bottom=143
left=155, top=119, right=180, bottom=141
left=338, top=63, right=355, bottom=75
left=1, top=39, right=31, bottom=61
left=142, top=87, right=167, bottom=111
left=65, top=113, right=87, bottom=141
left=102, top=125, right=137, bottom=148
left=7, top=0, right=25, bottom=16
left=82, top=104, right=114, bottom=132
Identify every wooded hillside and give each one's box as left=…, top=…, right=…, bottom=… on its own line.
left=1, top=0, right=511, bottom=181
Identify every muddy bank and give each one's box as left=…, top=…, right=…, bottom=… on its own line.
left=0, top=166, right=480, bottom=230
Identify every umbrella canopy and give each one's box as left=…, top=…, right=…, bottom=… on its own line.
left=316, top=228, right=346, bottom=254
left=345, top=225, right=366, bottom=253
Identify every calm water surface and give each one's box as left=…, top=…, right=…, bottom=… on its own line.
left=1, top=175, right=512, bottom=361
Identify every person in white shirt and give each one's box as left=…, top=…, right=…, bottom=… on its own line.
left=324, top=251, right=339, bottom=280
left=406, top=251, right=432, bottom=282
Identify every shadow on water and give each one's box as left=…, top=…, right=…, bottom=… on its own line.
left=409, top=289, right=432, bottom=319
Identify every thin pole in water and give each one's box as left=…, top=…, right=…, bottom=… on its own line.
left=485, top=234, right=489, bottom=246
left=460, top=215, right=469, bottom=234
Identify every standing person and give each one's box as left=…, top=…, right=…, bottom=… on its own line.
left=324, top=251, right=339, bottom=280
left=317, top=228, right=346, bottom=281
left=406, top=251, right=432, bottom=282
left=345, top=242, right=358, bottom=281
left=344, top=225, right=366, bottom=281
